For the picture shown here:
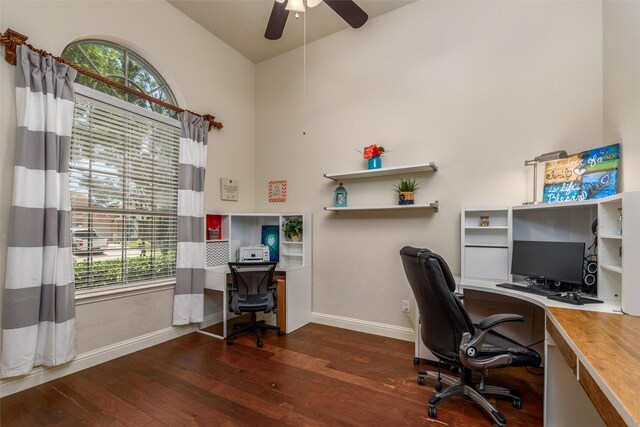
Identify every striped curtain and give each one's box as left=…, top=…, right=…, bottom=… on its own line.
left=1, top=46, right=78, bottom=378
left=173, top=113, right=208, bottom=325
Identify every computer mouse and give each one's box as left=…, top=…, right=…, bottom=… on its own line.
left=565, top=292, right=582, bottom=302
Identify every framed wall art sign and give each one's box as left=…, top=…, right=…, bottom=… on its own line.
left=543, top=143, right=620, bottom=204
left=268, top=180, right=287, bottom=202
left=220, top=178, right=239, bottom=201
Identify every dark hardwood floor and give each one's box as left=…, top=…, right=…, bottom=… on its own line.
left=1, top=323, right=543, bottom=426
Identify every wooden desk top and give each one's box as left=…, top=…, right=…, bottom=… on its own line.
left=547, top=307, right=640, bottom=426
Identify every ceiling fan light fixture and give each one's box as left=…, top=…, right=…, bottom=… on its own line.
left=286, top=0, right=306, bottom=13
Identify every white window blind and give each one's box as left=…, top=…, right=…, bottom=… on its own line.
left=70, top=92, right=181, bottom=291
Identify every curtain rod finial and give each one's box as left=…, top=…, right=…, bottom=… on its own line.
left=1, top=29, right=28, bottom=65
left=203, top=114, right=223, bottom=131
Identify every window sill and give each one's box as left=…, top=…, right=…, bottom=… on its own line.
left=75, top=280, right=176, bottom=305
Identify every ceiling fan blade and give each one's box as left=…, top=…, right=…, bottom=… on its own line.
left=323, top=0, right=368, bottom=29
left=265, top=1, right=290, bottom=40
left=307, top=0, right=323, bottom=7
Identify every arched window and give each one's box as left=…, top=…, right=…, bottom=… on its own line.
left=63, top=40, right=181, bottom=292
left=62, top=40, right=178, bottom=118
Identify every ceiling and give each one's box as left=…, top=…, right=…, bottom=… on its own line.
left=169, top=0, right=416, bottom=63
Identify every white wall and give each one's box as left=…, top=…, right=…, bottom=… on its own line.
left=0, top=0, right=255, bottom=389
left=255, top=1, right=604, bottom=329
left=603, top=0, right=640, bottom=191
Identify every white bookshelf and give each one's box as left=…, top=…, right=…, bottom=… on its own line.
left=599, top=193, right=640, bottom=314
left=279, top=214, right=312, bottom=268
left=461, top=207, right=511, bottom=281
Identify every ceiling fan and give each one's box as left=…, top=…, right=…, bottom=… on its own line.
left=265, top=0, right=369, bottom=40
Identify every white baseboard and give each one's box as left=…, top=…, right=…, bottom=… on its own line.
left=0, top=312, right=224, bottom=397
left=311, top=312, right=415, bottom=342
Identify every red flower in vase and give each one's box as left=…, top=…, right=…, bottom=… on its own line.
left=361, top=144, right=386, bottom=160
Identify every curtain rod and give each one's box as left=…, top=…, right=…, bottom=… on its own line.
left=0, top=28, right=223, bottom=131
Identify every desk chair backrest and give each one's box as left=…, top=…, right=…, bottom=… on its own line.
left=400, top=246, right=475, bottom=362
left=227, top=262, right=278, bottom=315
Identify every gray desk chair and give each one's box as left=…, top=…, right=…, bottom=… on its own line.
left=226, top=262, right=283, bottom=348
left=400, top=247, right=541, bottom=427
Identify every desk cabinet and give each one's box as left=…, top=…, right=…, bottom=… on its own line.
left=202, top=212, right=312, bottom=337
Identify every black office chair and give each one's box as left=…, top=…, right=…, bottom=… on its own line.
left=226, top=262, right=284, bottom=348
left=400, top=247, right=541, bottom=427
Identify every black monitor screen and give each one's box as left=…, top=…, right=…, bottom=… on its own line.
left=511, top=240, right=585, bottom=284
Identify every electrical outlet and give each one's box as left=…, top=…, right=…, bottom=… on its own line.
left=402, top=299, right=410, bottom=313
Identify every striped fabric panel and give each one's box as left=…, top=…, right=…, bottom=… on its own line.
left=173, top=112, right=209, bottom=326
left=1, top=46, right=78, bottom=378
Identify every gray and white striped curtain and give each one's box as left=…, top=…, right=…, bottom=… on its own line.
left=1, top=46, right=78, bottom=378
left=173, top=113, right=208, bottom=325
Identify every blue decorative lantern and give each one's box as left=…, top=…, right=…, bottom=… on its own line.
left=334, top=182, right=348, bottom=207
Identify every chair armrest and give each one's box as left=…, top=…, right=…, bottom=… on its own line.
left=459, top=314, right=524, bottom=370
left=477, top=313, right=523, bottom=330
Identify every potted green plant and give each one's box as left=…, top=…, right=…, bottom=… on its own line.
left=393, top=178, right=420, bottom=205
left=282, top=217, right=303, bottom=241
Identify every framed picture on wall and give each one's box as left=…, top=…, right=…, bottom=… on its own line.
left=268, top=180, right=287, bottom=202
left=543, top=143, right=620, bottom=204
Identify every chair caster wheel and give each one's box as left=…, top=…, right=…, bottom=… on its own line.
left=427, top=406, right=437, bottom=418
left=435, top=380, right=442, bottom=392
left=513, top=399, right=522, bottom=409
left=226, top=338, right=233, bottom=345
left=277, top=330, right=284, bottom=336
left=417, top=376, right=425, bottom=386
left=413, top=357, right=420, bottom=365
left=257, top=340, right=264, bottom=348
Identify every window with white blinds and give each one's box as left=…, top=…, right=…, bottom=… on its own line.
left=70, top=92, right=180, bottom=291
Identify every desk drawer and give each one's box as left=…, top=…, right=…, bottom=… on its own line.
left=546, top=316, right=576, bottom=374
left=578, top=361, right=626, bottom=427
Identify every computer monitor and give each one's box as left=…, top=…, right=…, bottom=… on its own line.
left=511, top=240, right=585, bottom=285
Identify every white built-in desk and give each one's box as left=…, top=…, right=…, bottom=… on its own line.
left=201, top=212, right=313, bottom=339
left=202, top=264, right=312, bottom=339
left=458, top=279, right=636, bottom=426
left=458, top=278, right=622, bottom=314
left=462, top=192, right=640, bottom=317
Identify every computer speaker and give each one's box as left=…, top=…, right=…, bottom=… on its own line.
left=583, top=261, right=598, bottom=293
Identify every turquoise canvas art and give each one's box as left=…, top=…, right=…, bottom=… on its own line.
left=261, top=225, right=279, bottom=262
left=543, top=144, right=620, bottom=204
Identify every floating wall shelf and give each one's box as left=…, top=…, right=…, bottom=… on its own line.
left=324, top=202, right=439, bottom=212
left=323, top=162, right=438, bottom=181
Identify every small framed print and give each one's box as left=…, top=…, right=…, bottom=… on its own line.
left=220, top=178, right=239, bottom=201
left=268, top=180, right=287, bottom=202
